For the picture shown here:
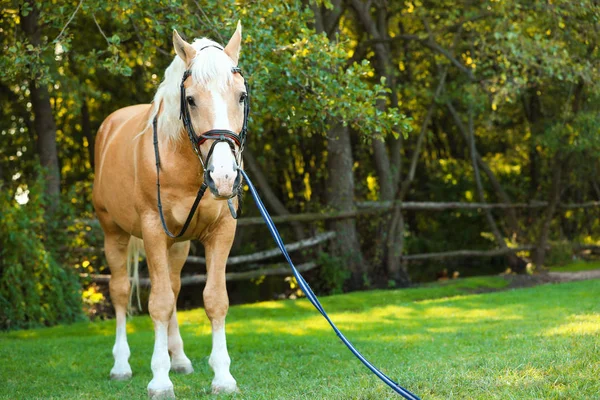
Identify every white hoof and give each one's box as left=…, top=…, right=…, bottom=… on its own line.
left=211, top=375, right=238, bottom=394
left=147, top=387, right=175, bottom=399
left=148, top=378, right=175, bottom=399
left=170, top=359, right=194, bottom=375
left=110, top=364, right=132, bottom=381
left=110, top=371, right=132, bottom=381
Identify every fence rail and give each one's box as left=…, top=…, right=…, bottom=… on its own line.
left=401, top=246, right=537, bottom=261
left=236, top=200, right=600, bottom=226
left=84, top=232, right=334, bottom=286
left=186, top=231, right=335, bottom=265
left=82, top=262, right=318, bottom=287
left=79, top=200, right=600, bottom=285
left=78, top=201, right=599, bottom=228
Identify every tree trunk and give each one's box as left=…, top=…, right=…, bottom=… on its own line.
left=446, top=102, right=522, bottom=239
left=312, top=3, right=369, bottom=288
left=372, top=132, right=394, bottom=201
left=22, top=1, right=61, bottom=212
left=347, top=0, right=412, bottom=285
left=462, top=103, right=527, bottom=273
left=533, top=155, right=563, bottom=270
left=385, top=59, right=452, bottom=284
left=523, top=89, right=542, bottom=229
left=326, top=123, right=368, bottom=288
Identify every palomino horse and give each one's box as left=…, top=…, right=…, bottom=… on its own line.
left=92, top=24, right=246, bottom=398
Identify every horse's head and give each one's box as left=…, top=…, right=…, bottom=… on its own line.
left=171, top=24, right=246, bottom=200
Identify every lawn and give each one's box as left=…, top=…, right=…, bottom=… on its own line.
left=1, top=277, right=599, bottom=399
left=549, top=260, right=600, bottom=272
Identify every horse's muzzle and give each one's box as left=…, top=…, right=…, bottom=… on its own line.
left=204, top=166, right=241, bottom=199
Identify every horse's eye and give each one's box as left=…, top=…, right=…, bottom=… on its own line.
left=239, top=93, right=247, bottom=104
left=186, top=96, right=196, bottom=107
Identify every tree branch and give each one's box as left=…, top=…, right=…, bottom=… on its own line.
left=366, top=35, right=476, bottom=81
left=446, top=100, right=522, bottom=238
left=92, top=14, right=110, bottom=46
left=52, top=0, right=84, bottom=43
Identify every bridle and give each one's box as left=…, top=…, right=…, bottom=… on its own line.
left=153, top=45, right=250, bottom=238
left=178, top=46, right=249, bottom=170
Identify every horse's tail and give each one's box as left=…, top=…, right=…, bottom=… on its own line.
left=126, top=237, right=145, bottom=312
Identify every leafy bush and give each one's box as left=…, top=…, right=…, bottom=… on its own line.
left=0, top=177, right=84, bottom=330
left=544, top=240, right=573, bottom=266
left=314, top=252, right=351, bottom=295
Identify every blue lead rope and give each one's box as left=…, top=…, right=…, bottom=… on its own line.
left=240, top=169, right=420, bottom=400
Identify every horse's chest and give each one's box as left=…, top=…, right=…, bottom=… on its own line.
left=170, top=194, right=225, bottom=237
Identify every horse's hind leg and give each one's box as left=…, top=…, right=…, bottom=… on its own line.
left=103, top=225, right=133, bottom=380
left=168, top=241, right=194, bottom=374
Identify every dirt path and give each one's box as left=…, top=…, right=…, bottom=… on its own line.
left=548, top=269, right=600, bottom=282
left=504, top=269, right=600, bottom=290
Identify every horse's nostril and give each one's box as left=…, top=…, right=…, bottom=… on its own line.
left=205, top=170, right=215, bottom=188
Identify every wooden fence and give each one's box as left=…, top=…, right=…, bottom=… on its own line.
left=83, top=200, right=600, bottom=286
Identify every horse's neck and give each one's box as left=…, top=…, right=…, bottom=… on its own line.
left=153, top=129, right=205, bottom=190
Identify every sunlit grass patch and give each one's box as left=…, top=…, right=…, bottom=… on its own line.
left=1, top=278, right=598, bottom=399
left=543, top=314, right=600, bottom=337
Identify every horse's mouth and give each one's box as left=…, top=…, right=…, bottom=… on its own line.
left=207, top=185, right=240, bottom=200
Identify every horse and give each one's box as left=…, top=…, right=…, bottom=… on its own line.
left=92, top=23, right=246, bottom=398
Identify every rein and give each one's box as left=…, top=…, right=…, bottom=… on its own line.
left=153, top=50, right=249, bottom=238
left=241, top=169, right=421, bottom=400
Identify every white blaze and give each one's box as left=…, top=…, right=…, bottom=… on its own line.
left=211, top=88, right=231, bottom=131
left=208, top=88, right=238, bottom=196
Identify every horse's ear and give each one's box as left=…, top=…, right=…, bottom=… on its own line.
left=224, top=21, right=242, bottom=66
left=173, top=29, right=196, bottom=65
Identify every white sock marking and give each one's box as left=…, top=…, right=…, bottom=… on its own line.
left=148, top=321, right=173, bottom=392
left=168, top=310, right=192, bottom=370
left=209, top=324, right=237, bottom=392
left=111, top=313, right=132, bottom=377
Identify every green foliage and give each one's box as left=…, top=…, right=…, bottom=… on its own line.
left=0, top=176, right=84, bottom=330
left=314, top=252, right=350, bottom=295
left=549, top=260, right=600, bottom=272
left=1, top=0, right=599, bottom=299
left=543, top=240, right=573, bottom=266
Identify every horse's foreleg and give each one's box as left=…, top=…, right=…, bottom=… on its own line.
left=143, top=225, right=176, bottom=399
left=204, top=227, right=238, bottom=394
left=168, top=241, right=193, bottom=374
left=104, top=229, right=133, bottom=381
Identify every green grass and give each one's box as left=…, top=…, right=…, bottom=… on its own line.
left=549, top=260, right=600, bottom=272
left=1, top=277, right=599, bottom=399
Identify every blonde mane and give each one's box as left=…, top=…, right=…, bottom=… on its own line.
left=149, top=37, right=235, bottom=144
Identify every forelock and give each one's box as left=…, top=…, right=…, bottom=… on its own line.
left=189, top=38, right=234, bottom=91
left=149, top=37, right=236, bottom=144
